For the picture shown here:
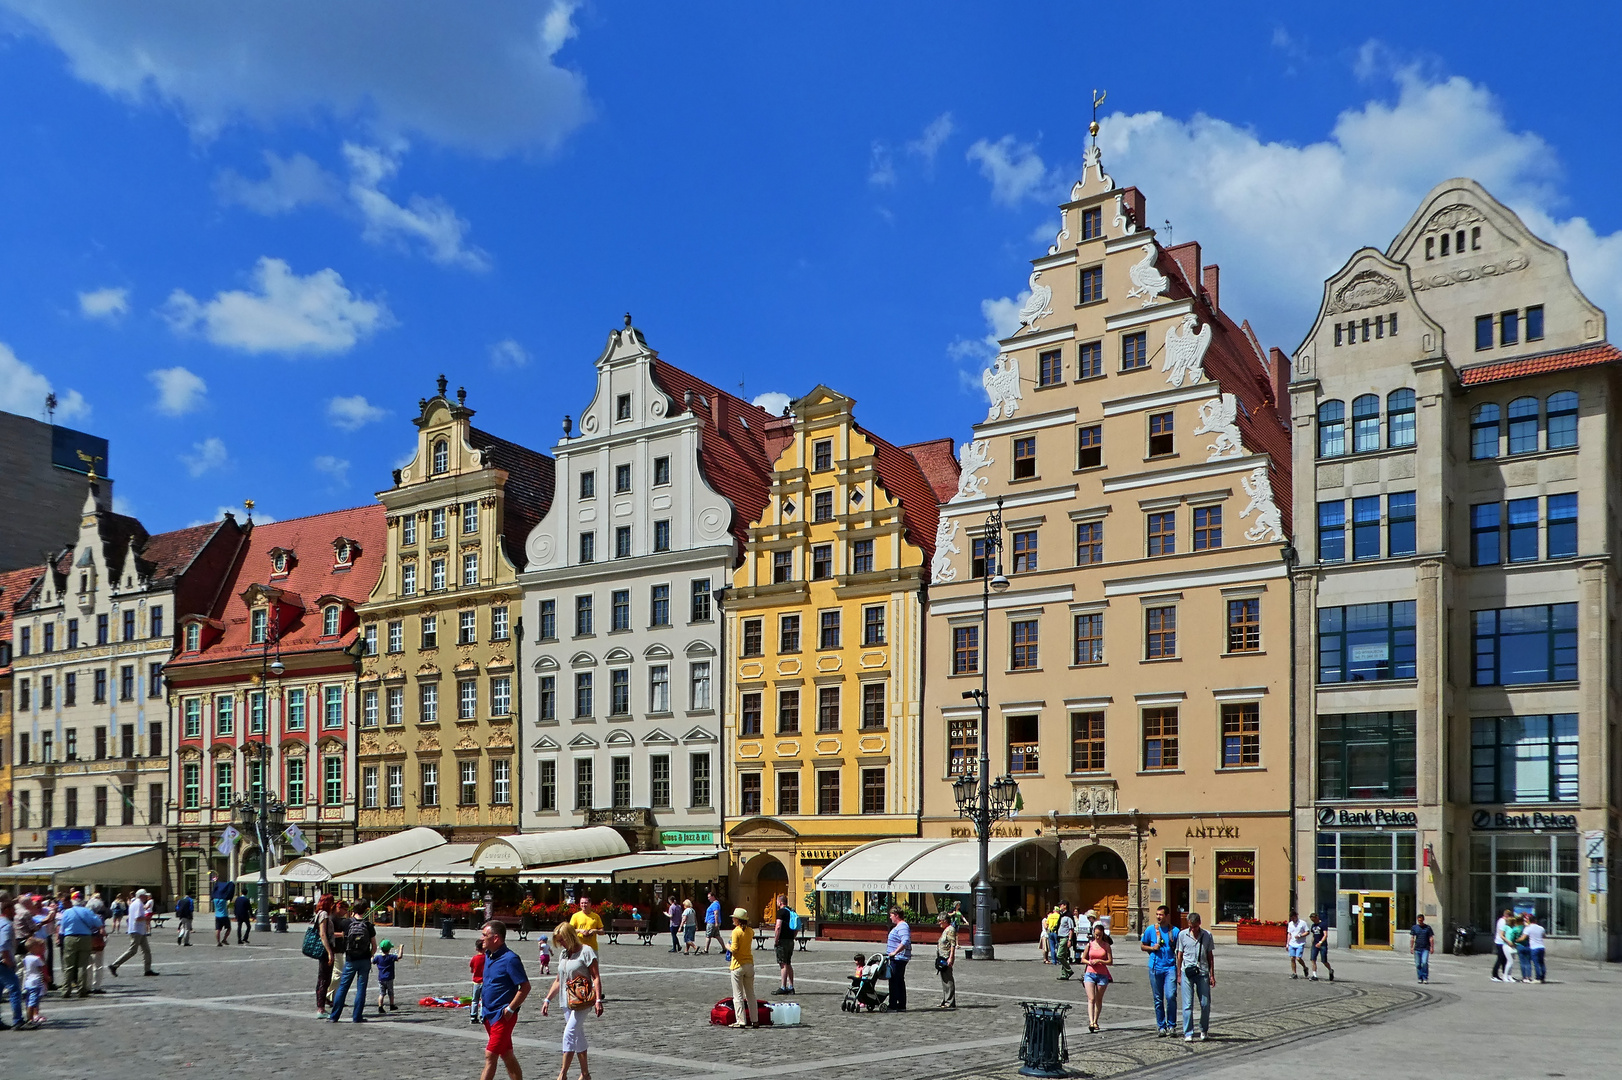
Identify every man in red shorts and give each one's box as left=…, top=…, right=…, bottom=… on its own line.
left=477, top=920, right=530, bottom=1080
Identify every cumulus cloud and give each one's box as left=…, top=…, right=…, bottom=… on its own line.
left=112, top=495, right=136, bottom=515
left=0, top=0, right=591, bottom=156
left=867, top=141, right=896, bottom=188
left=947, top=296, right=1027, bottom=397
left=0, top=342, right=90, bottom=421
left=148, top=365, right=207, bottom=415
left=871, top=113, right=956, bottom=188
left=78, top=286, right=129, bottom=321
left=966, top=134, right=1055, bottom=206
left=751, top=391, right=792, bottom=416
left=342, top=142, right=488, bottom=269
left=326, top=393, right=387, bottom=430
left=163, top=257, right=393, bottom=355
left=907, top=113, right=955, bottom=165
left=312, top=454, right=350, bottom=485
left=488, top=337, right=530, bottom=369
left=215, top=150, right=340, bottom=214
left=181, top=436, right=229, bottom=477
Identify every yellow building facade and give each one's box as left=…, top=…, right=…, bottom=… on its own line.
left=722, top=388, right=956, bottom=919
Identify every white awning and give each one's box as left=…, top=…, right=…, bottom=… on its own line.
left=234, top=865, right=289, bottom=885
left=469, top=827, right=629, bottom=873
left=279, top=827, right=447, bottom=883
left=520, top=849, right=725, bottom=884
left=327, top=844, right=479, bottom=885
left=0, top=844, right=164, bottom=888
left=814, top=836, right=1057, bottom=894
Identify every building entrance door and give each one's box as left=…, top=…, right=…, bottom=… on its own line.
left=1345, top=891, right=1395, bottom=948
left=1076, top=849, right=1129, bottom=928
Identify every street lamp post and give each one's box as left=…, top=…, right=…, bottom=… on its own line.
left=242, top=597, right=285, bottom=933
left=951, top=497, right=1016, bottom=960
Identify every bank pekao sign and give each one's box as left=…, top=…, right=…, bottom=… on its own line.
left=1472, top=810, right=1578, bottom=831
left=1317, top=808, right=1419, bottom=827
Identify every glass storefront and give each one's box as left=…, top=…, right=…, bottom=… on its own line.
left=1315, top=830, right=1417, bottom=928
left=1214, top=851, right=1256, bottom=922
left=1470, top=833, right=1580, bottom=937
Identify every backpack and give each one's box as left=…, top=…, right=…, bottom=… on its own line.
left=787, top=910, right=800, bottom=932
left=344, top=916, right=373, bottom=961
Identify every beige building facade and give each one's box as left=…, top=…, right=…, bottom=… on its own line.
left=1290, top=178, right=1620, bottom=958
left=922, top=143, right=1295, bottom=937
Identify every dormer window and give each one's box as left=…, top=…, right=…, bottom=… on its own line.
left=268, top=547, right=294, bottom=576
left=184, top=623, right=200, bottom=652
left=432, top=439, right=449, bottom=474
left=323, top=605, right=340, bottom=637
left=250, top=608, right=268, bottom=644
left=333, top=538, right=356, bottom=567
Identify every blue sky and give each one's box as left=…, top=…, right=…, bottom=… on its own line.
left=1, top=2, right=1617, bottom=534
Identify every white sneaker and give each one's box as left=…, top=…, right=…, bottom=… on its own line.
left=1197, top=1032, right=1208, bottom=1041
left=1184, top=1034, right=1196, bottom=1042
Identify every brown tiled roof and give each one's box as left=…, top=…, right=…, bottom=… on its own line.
left=649, top=359, right=777, bottom=553
left=1458, top=343, right=1622, bottom=387
left=866, top=429, right=955, bottom=570
left=139, top=519, right=228, bottom=586
left=0, top=566, right=44, bottom=675
left=902, top=438, right=961, bottom=505
left=88, top=511, right=149, bottom=584
left=469, top=427, right=555, bottom=569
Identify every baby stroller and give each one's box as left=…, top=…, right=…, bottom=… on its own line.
left=841, top=955, right=889, bottom=1013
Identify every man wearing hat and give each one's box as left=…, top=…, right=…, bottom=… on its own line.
left=57, top=892, right=104, bottom=997
left=109, top=889, right=158, bottom=977
left=727, top=907, right=757, bottom=1028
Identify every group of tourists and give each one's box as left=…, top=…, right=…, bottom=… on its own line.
left=1137, top=906, right=1219, bottom=1041
left=1490, top=909, right=1548, bottom=984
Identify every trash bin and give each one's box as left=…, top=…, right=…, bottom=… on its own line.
left=272, top=913, right=288, bottom=933
left=1017, top=1000, right=1071, bottom=1078
left=440, top=918, right=456, bottom=939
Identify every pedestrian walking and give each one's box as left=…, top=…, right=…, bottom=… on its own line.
left=774, top=897, right=797, bottom=995
left=537, top=934, right=553, bottom=976
left=1139, top=904, right=1180, bottom=1037
left=568, top=895, right=604, bottom=1002
left=1490, top=908, right=1512, bottom=981
left=1082, top=922, right=1114, bottom=1032
left=1523, top=912, right=1547, bottom=983
left=174, top=892, right=194, bottom=946
left=57, top=894, right=103, bottom=998
left=313, top=894, right=338, bottom=1016
left=108, top=889, right=157, bottom=978
left=703, top=891, right=728, bottom=958
left=469, top=938, right=487, bottom=1023
left=373, top=939, right=398, bottom=1014
left=725, top=908, right=757, bottom=1029
left=0, top=893, right=24, bottom=1031
left=1307, top=912, right=1333, bottom=981
left=479, top=920, right=533, bottom=1080
left=1286, top=910, right=1312, bottom=979
left=682, top=898, right=698, bottom=955
left=327, top=900, right=375, bottom=1022
left=541, top=921, right=600, bottom=1077
left=884, top=905, right=912, bottom=1012
left=234, top=891, right=254, bottom=944
left=1173, top=912, right=1216, bottom=1042
left=1041, top=905, right=1058, bottom=964
left=110, top=893, right=128, bottom=936
left=667, top=897, right=683, bottom=953
left=934, top=912, right=957, bottom=1009
left=1408, top=913, right=1435, bottom=983
left=1055, top=903, right=1077, bottom=981
left=21, top=939, right=46, bottom=1028
left=84, top=893, right=107, bottom=994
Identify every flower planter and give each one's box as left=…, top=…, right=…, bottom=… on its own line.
left=1235, top=924, right=1288, bottom=947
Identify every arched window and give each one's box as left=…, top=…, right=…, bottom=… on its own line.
left=1386, top=389, right=1416, bottom=448
left=1317, top=400, right=1345, bottom=458
left=1470, top=403, right=1500, bottom=460
left=1546, top=391, right=1578, bottom=450
left=432, top=439, right=449, bottom=474
left=1352, top=395, right=1381, bottom=453
left=323, top=606, right=340, bottom=637
left=1507, top=397, right=1539, bottom=455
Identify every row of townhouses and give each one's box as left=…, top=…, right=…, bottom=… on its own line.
left=1, top=147, right=1616, bottom=957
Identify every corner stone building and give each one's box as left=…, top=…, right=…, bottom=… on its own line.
left=357, top=378, right=554, bottom=842
left=1290, top=178, right=1619, bottom=959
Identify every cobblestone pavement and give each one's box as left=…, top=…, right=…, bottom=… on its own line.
left=1, top=927, right=1610, bottom=1079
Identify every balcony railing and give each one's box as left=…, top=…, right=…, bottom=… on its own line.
left=585, top=807, right=653, bottom=827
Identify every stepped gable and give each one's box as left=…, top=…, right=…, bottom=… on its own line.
left=1458, top=342, right=1622, bottom=387
left=649, top=358, right=777, bottom=551
left=469, top=427, right=555, bottom=568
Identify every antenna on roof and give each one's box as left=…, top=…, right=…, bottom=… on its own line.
left=1164, top=219, right=1173, bottom=246
left=45, top=392, right=57, bottom=425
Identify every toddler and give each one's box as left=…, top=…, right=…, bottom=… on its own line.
left=852, top=953, right=867, bottom=979
left=537, top=934, right=553, bottom=975
left=373, top=939, right=398, bottom=1014
left=23, top=938, right=47, bottom=1027
left=468, top=942, right=486, bottom=1024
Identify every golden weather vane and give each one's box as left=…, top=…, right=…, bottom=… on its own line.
left=1090, top=89, right=1107, bottom=145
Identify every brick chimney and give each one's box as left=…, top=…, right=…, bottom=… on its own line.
left=1202, top=264, right=1220, bottom=311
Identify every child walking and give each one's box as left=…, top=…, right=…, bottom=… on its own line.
left=23, top=938, right=47, bottom=1027
left=469, top=940, right=486, bottom=1023
left=537, top=934, right=553, bottom=976
left=373, top=939, right=398, bottom=1014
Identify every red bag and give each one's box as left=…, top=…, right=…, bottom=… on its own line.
left=709, top=998, right=773, bottom=1026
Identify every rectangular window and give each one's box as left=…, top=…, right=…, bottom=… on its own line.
left=123, top=609, right=135, bottom=641
left=320, top=684, right=343, bottom=728
left=1139, top=602, right=1183, bottom=663
left=850, top=540, right=874, bottom=575
left=458, top=759, right=479, bottom=805
left=772, top=549, right=793, bottom=583
left=654, top=456, right=671, bottom=485
left=1012, top=436, right=1037, bottom=480
left=1352, top=496, right=1382, bottom=560
left=578, top=532, right=595, bottom=564
left=862, top=604, right=885, bottom=646
left=491, top=675, right=511, bottom=717
left=1221, top=702, right=1261, bottom=767
left=462, top=501, right=479, bottom=533
left=421, top=614, right=438, bottom=648
left=387, top=686, right=404, bottom=725
left=387, top=763, right=404, bottom=808
left=491, top=759, right=511, bottom=805
left=649, top=665, right=669, bottom=713
left=813, top=439, right=833, bottom=471
left=690, top=753, right=711, bottom=807
left=779, top=613, right=800, bottom=652
left=1143, top=707, right=1179, bottom=770
left=1122, top=331, right=1148, bottom=370
left=537, top=760, right=556, bottom=812
left=1080, top=206, right=1102, bottom=240
left=1193, top=505, right=1222, bottom=550
left=614, top=525, right=632, bottom=559
left=432, top=507, right=447, bottom=538
left=96, top=613, right=108, bottom=644
left=1317, top=711, right=1417, bottom=799
left=614, top=463, right=632, bottom=493
left=952, top=625, right=979, bottom=675
left=1525, top=304, right=1545, bottom=341
left=691, top=578, right=712, bottom=621
left=538, top=675, right=557, bottom=721
left=576, top=595, right=594, bottom=635
left=1080, top=264, right=1105, bottom=304
left=777, top=771, right=800, bottom=815
left=811, top=544, right=833, bottom=580
left=1317, top=501, right=1346, bottom=562
left=1471, top=715, right=1578, bottom=804
left=1073, top=521, right=1105, bottom=568
left=1471, top=502, right=1501, bottom=565
left=610, top=589, right=631, bottom=632
left=150, top=726, right=162, bottom=758
left=420, top=683, right=439, bottom=723
left=183, top=762, right=200, bottom=809
left=1147, top=411, right=1173, bottom=456
left=813, top=490, right=834, bottom=521
left=1038, top=349, right=1063, bottom=386
left=817, top=686, right=840, bottom=732
left=740, top=692, right=763, bottom=736
left=458, top=679, right=478, bottom=720
left=463, top=553, right=479, bottom=586
left=41, top=675, right=53, bottom=709
left=248, top=690, right=266, bottom=733
left=1507, top=497, right=1539, bottom=562
left=1476, top=314, right=1494, bottom=351
left=575, top=672, right=593, bottom=717
left=1546, top=493, right=1577, bottom=559
left=287, top=688, right=307, bottom=730
left=1147, top=511, right=1175, bottom=556
left=1227, top=599, right=1260, bottom=653
left=1317, top=601, right=1416, bottom=683
left=216, top=761, right=234, bottom=807
left=816, top=770, right=839, bottom=814
left=215, top=695, right=235, bottom=736
left=422, top=762, right=439, bottom=807
left=609, top=669, right=629, bottom=715
left=491, top=605, right=509, bottom=641
left=819, top=609, right=841, bottom=649
left=653, top=520, right=671, bottom=552
left=1073, top=612, right=1103, bottom=665
left=777, top=689, right=800, bottom=734
left=1078, top=341, right=1103, bottom=380
left=388, top=620, right=403, bottom=652
left=94, top=669, right=107, bottom=704
left=742, top=618, right=763, bottom=657
left=691, top=661, right=714, bottom=710
left=1011, top=618, right=1039, bottom=669
left=740, top=772, right=762, bottom=815
left=324, top=756, right=343, bottom=805
left=64, top=672, right=76, bottom=708
left=1006, top=714, right=1039, bottom=772
left=431, top=558, right=447, bottom=591
left=1071, top=711, right=1105, bottom=773
left=1076, top=423, right=1102, bottom=469
left=358, top=689, right=378, bottom=729
left=860, top=681, right=885, bottom=728
left=580, top=470, right=595, bottom=498
left=363, top=623, right=378, bottom=656
left=65, top=788, right=78, bottom=828
left=650, top=756, right=671, bottom=809
left=67, top=618, right=78, bottom=649
left=650, top=584, right=669, bottom=627
left=947, top=718, right=977, bottom=776
left=151, top=606, right=164, bottom=638
left=1387, top=492, right=1416, bottom=557
left=539, top=600, right=556, bottom=640
left=861, top=768, right=886, bottom=814
left=402, top=516, right=417, bottom=545
left=1473, top=603, right=1578, bottom=686
left=1500, top=309, right=1519, bottom=346
left=119, top=664, right=134, bottom=701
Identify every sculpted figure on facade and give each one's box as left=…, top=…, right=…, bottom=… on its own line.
left=1016, top=271, right=1053, bottom=332
left=930, top=516, right=961, bottom=583
left=981, top=355, right=1023, bottom=422
left=1240, top=464, right=1285, bottom=543
left=950, top=439, right=994, bottom=503
left=1194, top=393, right=1244, bottom=460
left=1126, top=242, right=1169, bottom=306
left=1162, top=313, right=1212, bottom=388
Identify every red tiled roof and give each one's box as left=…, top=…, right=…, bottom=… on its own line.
left=164, top=504, right=386, bottom=671
left=0, top=566, right=44, bottom=675
left=867, top=429, right=956, bottom=569
left=902, top=438, right=961, bottom=505
left=469, top=427, right=555, bottom=568
left=139, top=519, right=231, bottom=586
left=1458, top=343, right=1622, bottom=387
left=650, top=359, right=777, bottom=553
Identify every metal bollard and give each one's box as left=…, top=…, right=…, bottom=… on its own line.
left=1017, top=1000, right=1072, bottom=1078
left=440, top=917, right=456, bottom=939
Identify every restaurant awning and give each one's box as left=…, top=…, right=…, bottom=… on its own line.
left=0, top=844, right=164, bottom=888
left=279, top=827, right=447, bottom=883
left=469, top=827, right=629, bottom=873
left=328, top=844, right=479, bottom=885
left=813, top=836, right=1058, bottom=894
left=518, top=849, right=725, bottom=884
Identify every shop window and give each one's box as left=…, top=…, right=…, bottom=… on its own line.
left=1314, top=832, right=1418, bottom=933
left=1214, top=852, right=1256, bottom=923
left=1470, top=715, right=1578, bottom=803
left=1316, top=711, right=1416, bottom=800
left=1470, top=834, right=1580, bottom=938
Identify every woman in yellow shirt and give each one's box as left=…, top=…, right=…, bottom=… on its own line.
left=728, top=908, right=756, bottom=1029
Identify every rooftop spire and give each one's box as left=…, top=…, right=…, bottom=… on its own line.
left=1089, top=88, right=1106, bottom=148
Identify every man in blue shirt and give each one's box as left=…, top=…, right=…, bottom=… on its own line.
left=1138, top=905, right=1180, bottom=1037
left=703, top=891, right=728, bottom=958
left=884, top=906, right=912, bottom=1012
left=477, top=920, right=530, bottom=1080
left=58, top=896, right=105, bottom=998
left=1409, top=913, right=1436, bottom=984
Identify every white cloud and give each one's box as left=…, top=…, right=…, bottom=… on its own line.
left=78, top=286, right=129, bottom=321
left=312, top=454, right=350, bottom=485
left=341, top=142, right=488, bottom=269
left=947, top=295, right=1027, bottom=398
left=148, top=365, right=207, bottom=415
left=0, top=341, right=91, bottom=421
left=966, top=135, right=1055, bottom=206
left=112, top=495, right=136, bottom=515
left=751, top=391, right=791, bottom=416
left=181, top=436, right=229, bottom=477
left=488, top=337, right=530, bottom=369
left=326, top=393, right=387, bottom=431
left=192, top=504, right=275, bottom=527
left=0, top=0, right=591, bottom=156
left=867, top=141, right=896, bottom=188
left=163, top=257, right=393, bottom=355
left=215, top=150, right=340, bottom=214
left=907, top=113, right=955, bottom=165
left=871, top=114, right=956, bottom=189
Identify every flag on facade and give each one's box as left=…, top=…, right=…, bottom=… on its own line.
left=284, top=822, right=309, bottom=853
left=217, top=825, right=241, bottom=857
